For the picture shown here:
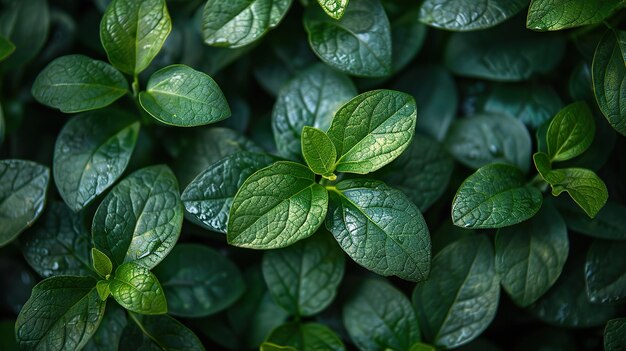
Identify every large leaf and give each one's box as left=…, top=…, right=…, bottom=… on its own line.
left=546, top=102, right=595, bottom=162
left=15, top=276, right=105, bottom=351
left=344, top=279, right=420, bottom=351
left=92, top=165, right=183, bottom=269
left=227, top=161, right=328, bottom=249
left=262, top=232, right=344, bottom=316
left=317, top=0, right=349, bottom=19
left=109, top=262, right=167, bottom=315
left=326, top=179, right=430, bottom=281
left=139, top=64, right=231, bottom=127
left=451, top=164, right=543, bottom=229
left=527, top=0, right=622, bottom=31
left=53, top=109, right=139, bottom=211
left=84, top=303, right=127, bottom=351
left=604, top=318, right=626, bottom=351
left=0, top=0, right=49, bottom=68
left=0, top=35, right=15, bottom=61
left=100, top=0, right=172, bottom=75
left=267, top=322, right=345, bottom=351
left=153, top=244, right=245, bottom=317
left=122, top=313, right=205, bottom=351
left=495, top=204, right=569, bottom=307
left=419, top=0, right=527, bottom=31
left=413, top=236, right=500, bottom=349
left=304, top=0, right=392, bottom=77
left=326, top=89, right=417, bottom=174
left=554, top=199, right=626, bottom=240
left=592, top=30, right=626, bottom=136
left=585, top=240, right=626, bottom=303
left=0, top=160, right=49, bottom=247
left=543, top=168, right=608, bottom=218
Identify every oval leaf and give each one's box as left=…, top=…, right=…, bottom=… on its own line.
left=527, top=0, right=622, bottom=31
left=0, top=0, right=49, bottom=68
left=84, top=303, right=127, bottom=351
left=301, top=126, right=337, bottom=178
left=585, top=239, right=626, bottom=303
left=110, top=262, right=167, bottom=315
left=317, top=0, right=349, bottom=19
left=546, top=101, right=595, bottom=162
left=546, top=168, right=608, bottom=218
left=267, top=322, right=345, bottom=351
left=123, top=313, right=205, bottom=351
left=419, top=0, right=527, bottom=31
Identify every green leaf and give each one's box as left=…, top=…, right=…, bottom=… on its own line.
left=317, top=0, right=349, bottom=19
left=227, top=161, right=328, bottom=249
left=53, top=109, right=139, bottom=212
left=495, top=203, right=569, bottom=307
left=96, top=280, right=111, bottom=301
left=20, top=201, right=92, bottom=278
left=0, top=102, right=4, bottom=150
left=92, top=248, right=113, bottom=279
left=546, top=101, right=595, bottom=162
left=413, top=235, right=500, bottom=349
left=410, top=343, right=437, bottom=351
left=139, top=64, right=231, bottom=127
left=419, top=0, right=527, bottom=31
left=553, top=199, right=626, bottom=240
left=31, top=55, right=128, bottom=113
left=301, top=126, right=337, bottom=178
left=545, top=168, right=608, bottom=218
left=452, top=164, right=543, bottom=229
left=109, top=262, right=167, bottom=315
left=0, top=0, right=49, bottom=68
left=266, top=322, right=345, bottom=351
left=326, top=179, right=431, bottom=281
left=123, top=313, right=205, bottom=351
left=0, top=35, right=15, bottom=61
left=604, top=318, right=626, bottom=351
left=585, top=240, right=626, bottom=303
left=592, top=30, right=626, bottom=136
left=344, top=279, right=420, bottom=351
left=0, top=160, right=49, bottom=247
left=92, top=165, right=183, bottom=269
left=527, top=0, right=622, bottom=31
left=532, top=152, right=552, bottom=180
left=386, top=7, right=426, bottom=74
left=262, top=232, right=344, bottom=316
left=445, top=113, right=532, bottom=172
left=202, top=0, right=292, bottom=48
left=327, top=90, right=417, bottom=174
left=84, top=303, right=127, bottom=351
left=261, top=342, right=297, bottom=351
left=271, top=63, right=356, bottom=159
left=15, top=276, right=105, bottom=350
left=304, top=0, right=392, bottom=77
left=100, top=0, right=172, bottom=75
left=153, top=244, right=245, bottom=317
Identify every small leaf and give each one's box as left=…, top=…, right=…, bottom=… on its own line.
left=96, top=280, right=111, bottom=301
left=0, top=35, right=15, bottom=61
left=533, top=152, right=552, bottom=180
left=546, top=168, right=608, bottom=218
left=266, top=322, right=345, bottom=351
left=452, top=164, right=543, bottom=228
left=546, top=101, right=595, bottom=162
left=139, top=65, right=231, bottom=127
left=123, top=313, right=205, bottom=351
left=92, top=248, right=113, bottom=278
left=527, top=0, right=622, bottom=31
left=604, top=318, right=626, bottom=351
left=301, top=126, right=337, bottom=179
left=419, top=0, right=527, bottom=31
left=317, top=0, right=349, bottom=19
left=261, top=342, right=297, bottom=351
left=31, top=55, right=128, bottom=113
left=110, top=262, right=167, bottom=315
left=585, top=240, right=626, bottom=303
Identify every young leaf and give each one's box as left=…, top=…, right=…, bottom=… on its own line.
left=266, top=322, right=345, bottom=351
left=0, top=35, right=15, bottom=61
left=326, top=179, right=431, bottom=281
left=527, top=0, right=622, bottom=31
left=84, top=303, right=127, bottom=351
left=153, top=244, right=245, bottom=317
left=0, top=0, right=49, bottom=68
left=301, top=127, right=337, bottom=179
left=96, top=280, right=111, bottom=301
left=262, top=232, right=344, bottom=316
left=202, top=0, right=292, bottom=48
left=0, top=160, right=49, bottom=247
left=123, top=313, right=205, bottom=351
left=139, top=65, right=231, bottom=127
left=304, top=0, right=392, bottom=77
left=592, top=30, right=626, bottom=136
left=92, top=165, right=183, bottom=269
left=495, top=204, right=569, bottom=307
left=53, top=109, right=139, bottom=212
left=15, top=276, right=105, bottom=350
left=553, top=199, right=626, bottom=240
left=533, top=151, right=552, bottom=180
left=451, top=164, right=543, bottom=228
left=326, top=90, right=417, bottom=174
left=546, top=168, right=608, bottom=218
left=546, top=101, right=595, bottom=162
left=227, top=161, right=328, bottom=249
left=100, top=0, right=172, bottom=75
left=31, top=55, right=128, bottom=113
left=92, top=248, right=113, bottom=279
left=604, top=318, right=626, bottom=351
left=413, top=236, right=500, bottom=349
left=317, top=0, right=348, bottom=19
left=344, top=279, right=420, bottom=351
left=585, top=240, right=626, bottom=303
left=109, top=262, right=167, bottom=315
left=419, top=0, right=527, bottom=31
left=261, top=343, right=297, bottom=351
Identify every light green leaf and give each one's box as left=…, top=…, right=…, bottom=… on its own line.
left=585, top=240, right=626, bottom=303
left=262, top=232, right=344, bottom=316
left=261, top=342, right=297, bottom=351
left=317, top=0, right=349, bottom=19
left=228, top=161, right=328, bottom=249
left=546, top=101, right=595, bottom=162
left=202, top=0, right=292, bottom=48
left=110, top=262, right=167, bottom=315
left=0, top=160, right=49, bottom=247
left=413, top=235, right=500, bottom=349
left=153, top=244, right=245, bottom=317
left=123, top=313, right=205, bottom=351
left=266, top=322, right=345, bottom=351
left=451, top=163, right=543, bottom=229
left=527, top=0, right=622, bottom=31
left=409, top=343, right=437, bottom=351
left=0, top=0, right=49, bottom=68
left=419, top=0, right=527, bottom=31
left=96, top=280, right=111, bottom=301
left=553, top=199, right=626, bottom=240
left=15, top=276, right=105, bottom=351
left=532, top=151, right=551, bottom=180
left=344, top=279, right=420, bottom=351
left=304, top=0, right=392, bottom=77
left=92, top=248, right=113, bottom=279
left=139, top=64, right=231, bottom=127
left=31, top=55, right=129, bottom=113
left=84, top=303, right=127, bottom=351
left=495, top=204, right=569, bottom=307
left=100, top=0, right=172, bottom=75
left=53, top=109, right=139, bottom=212
left=326, top=179, right=431, bottom=281
left=545, top=168, right=608, bottom=218
left=92, top=165, right=183, bottom=269
left=327, top=90, right=416, bottom=174
left=301, top=126, right=337, bottom=179
left=604, top=318, right=626, bottom=351
left=271, top=63, right=356, bottom=159
left=0, top=35, right=15, bottom=61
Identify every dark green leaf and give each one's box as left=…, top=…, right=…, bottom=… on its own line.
left=413, top=236, right=499, bottom=349
left=585, top=240, right=626, bottom=303
left=0, top=35, right=15, bottom=61
left=110, top=261, right=167, bottom=315
left=53, top=109, right=139, bottom=211
left=317, top=0, right=349, bottom=19
left=553, top=199, right=626, bottom=240
left=533, top=152, right=551, bottom=180
left=0, top=320, right=18, bottom=351
left=123, top=313, right=205, bottom=351
left=545, top=168, right=608, bottom=218
left=92, top=248, right=113, bottom=279
left=267, top=322, right=345, bottom=351
left=139, top=64, right=231, bottom=127
left=419, top=0, right=527, bottom=31
left=592, top=30, right=626, bottom=136
left=387, top=7, right=426, bottom=73
left=0, top=0, right=49, bottom=68
left=569, top=63, right=593, bottom=102
left=326, top=179, right=431, bottom=281
left=546, top=101, right=595, bottom=162
left=301, top=126, right=337, bottom=178
left=604, top=318, right=626, bottom=351
left=92, top=165, right=183, bottom=269
left=527, top=0, right=622, bottom=31
left=84, top=303, right=127, bottom=351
